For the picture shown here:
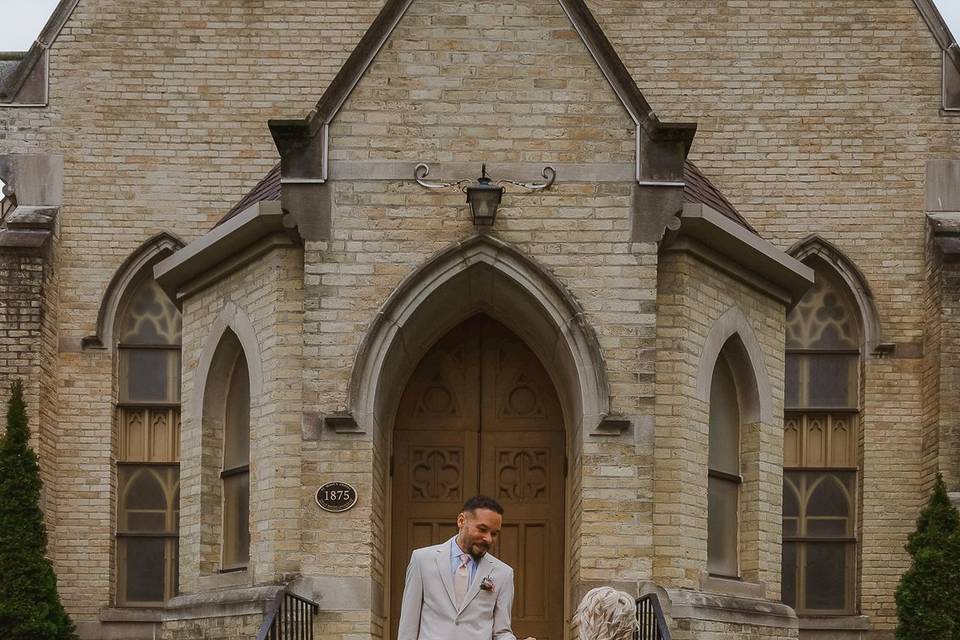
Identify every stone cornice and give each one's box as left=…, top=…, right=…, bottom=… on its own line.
left=154, top=200, right=301, bottom=306
left=664, top=203, right=814, bottom=307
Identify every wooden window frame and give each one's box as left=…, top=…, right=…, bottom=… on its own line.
left=113, top=276, right=182, bottom=608
left=115, top=461, right=180, bottom=607
left=220, top=352, right=250, bottom=572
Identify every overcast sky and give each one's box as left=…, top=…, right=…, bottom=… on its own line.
left=1, top=0, right=959, bottom=54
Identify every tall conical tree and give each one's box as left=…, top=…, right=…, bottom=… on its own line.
left=895, top=474, right=960, bottom=640
left=0, top=380, right=76, bottom=639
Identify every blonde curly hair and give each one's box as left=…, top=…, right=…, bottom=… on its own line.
left=575, top=587, right=638, bottom=640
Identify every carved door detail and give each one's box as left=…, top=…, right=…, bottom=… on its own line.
left=391, top=315, right=564, bottom=640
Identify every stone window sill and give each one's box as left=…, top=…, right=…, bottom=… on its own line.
left=700, top=574, right=766, bottom=600
left=197, top=567, right=250, bottom=592
left=798, top=615, right=869, bottom=631
left=99, top=608, right=163, bottom=623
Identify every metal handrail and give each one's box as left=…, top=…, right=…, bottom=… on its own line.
left=635, top=592, right=671, bottom=640
left=256, top=588, right=320, bottom=640
left=0, top=191, right=16, bottom=223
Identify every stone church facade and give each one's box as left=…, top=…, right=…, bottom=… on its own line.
left=1, top=1, right=960, bottom=640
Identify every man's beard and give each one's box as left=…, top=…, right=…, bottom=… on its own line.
left=458, top=533, right=487, bottom=561
left=469, top=542, right=488, bottom=561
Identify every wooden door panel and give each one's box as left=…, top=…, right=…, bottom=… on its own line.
left=396, top=319, right=481, bottom=433
left=481, top=320, right=563, bottom=433
left=390, top=429, right=478, bottom=640
left=481, top=430, right=564, bottom=640
left=391, top=315, right=564, bottom=640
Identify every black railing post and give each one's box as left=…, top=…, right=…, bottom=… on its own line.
left=257, top=589, right=320, bottom=640
left=635, top=593, right=670, bottom=640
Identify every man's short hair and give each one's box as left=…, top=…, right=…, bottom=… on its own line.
left=462, top=495, right=504, bottom=515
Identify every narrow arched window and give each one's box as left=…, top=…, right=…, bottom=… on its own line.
left=783, top=259, right=860, bottom=614
left=221, top=350, right=250, bottom=570
left=708, top=350, right=741, bottom=578
left=115, top=276, right=181, bottom=606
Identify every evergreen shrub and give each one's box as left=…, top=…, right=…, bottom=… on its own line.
left=0, top=380, right=76, bottom=639
left=895, top=473, right=960, bottom=640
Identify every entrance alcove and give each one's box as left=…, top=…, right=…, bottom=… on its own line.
left=346, top=236, right=610, bottom=640
left=390, top=314, right=565, bottom=640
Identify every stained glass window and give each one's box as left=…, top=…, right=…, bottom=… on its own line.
left=783, top=260, right=859, bottom=615
left=116, top=276, right=181, bottom=606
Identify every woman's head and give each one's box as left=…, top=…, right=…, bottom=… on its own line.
left=576, top=587, right=638, bottom=640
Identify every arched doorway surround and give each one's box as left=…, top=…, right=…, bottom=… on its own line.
left=348, top=234, right=610, bottom=439
left=347, top=235, right=610, bottom=639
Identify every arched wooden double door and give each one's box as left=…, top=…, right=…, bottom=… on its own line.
left=390, top=315, right=565, bottom=640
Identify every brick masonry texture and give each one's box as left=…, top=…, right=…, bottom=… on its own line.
left=0, top=241, right=59, bottom=538
left=673, top=619, right=797, bottom=640
left=0, top=1, right=957, bottom=639
left=162, top=612, right=262, bottom=640
left=655, top=248, right=787, bottom=596
left=179, top=245, right=304, bottom=595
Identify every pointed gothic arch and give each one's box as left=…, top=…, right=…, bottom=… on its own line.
left=85, top=232, right=185, bottom=350
left=787, top=235, right=880, bottom=354
left=190, top=303, right=263, bottom=577
left=348, top=234, right=610, bottom=440
left=193, top=301, right=264, bottom=423
left=695, top=306, right=771, bottom=425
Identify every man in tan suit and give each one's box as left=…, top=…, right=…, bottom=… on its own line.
left=397, top=496, right=534, bottom=640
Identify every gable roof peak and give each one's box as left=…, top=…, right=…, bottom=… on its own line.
left=268, top=0, right=697, bottom=185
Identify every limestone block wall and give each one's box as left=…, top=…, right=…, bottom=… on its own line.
left=0, top=240, right=58, bottom=516
left=328, top=0, right=634, bottom=165
left=673, top=619, right=798, bottom=640
left=162, top=612, right=263, bottom=640
left=0, top=1, right=380, bottom=627
left=300, top=179, right=656, bottom=639
left=921, top=225, right=942, bottom=490
left=178, top=243, right=304, bottom=596
left=296, top=3, right=666, bottom=637
left=591, top=3, right=948, bottom=629
left=654, top=247, right=787, bottom=600
left=936, top=257, right=960, bottom=491
left=0, top=0, right=953, bottom=633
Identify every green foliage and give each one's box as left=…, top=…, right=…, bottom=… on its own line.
left=896, top=474, right=960, bottom=640
left=0, top=380, right=77, bottom=640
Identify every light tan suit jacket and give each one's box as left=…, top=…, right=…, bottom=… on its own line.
left=397, top=537, right=517, bottom=640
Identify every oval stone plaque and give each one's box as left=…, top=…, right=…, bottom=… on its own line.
left=315, top=481, right=358, bottom=513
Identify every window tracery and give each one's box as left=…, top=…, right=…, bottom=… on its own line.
left=783, top=259, right=860, bottom=615
left=115, top=276, right=181, bottom=607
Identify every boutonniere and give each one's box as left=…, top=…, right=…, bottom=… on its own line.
left=480, top=576, right=495, bottom=592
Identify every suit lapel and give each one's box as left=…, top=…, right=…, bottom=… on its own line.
left=434, top=544, right=458, bottom=611
left=457, top=553, right=494, bottom=614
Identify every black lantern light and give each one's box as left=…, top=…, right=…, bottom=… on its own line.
left=465, top=164, right=504, bottom=226
left=413, top=162, right=556, bottom=228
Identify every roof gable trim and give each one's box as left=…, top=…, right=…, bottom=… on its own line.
left=0, top=0, right=80, bottom=105
left=268, top=0, right=696, bottom=185
left=913, top=0, right=960, bottom=73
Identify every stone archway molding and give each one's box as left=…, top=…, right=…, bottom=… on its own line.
left=192, top=300, right=264, bottom=427
left=695, top=305, right=772, bottom=424
left=84, top=231, right=185, bottom=350
left=787, top=234, right=882, bottom=355
left=347, top=234, right=614, bottom=439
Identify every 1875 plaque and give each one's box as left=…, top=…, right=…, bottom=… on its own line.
left=315, top=481, right=358, bottom=513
